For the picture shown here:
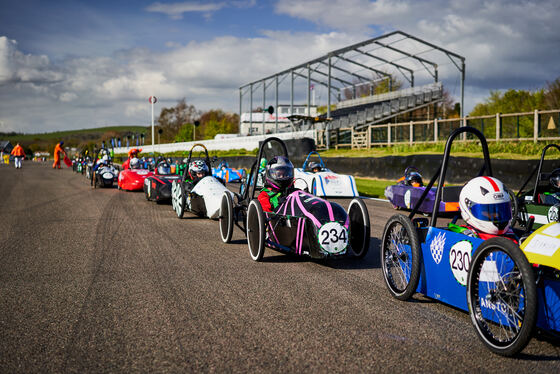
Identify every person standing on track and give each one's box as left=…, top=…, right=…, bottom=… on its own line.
left=52, top=141, right=67, bottom=169
left=10, top=143, right=25, bottom=169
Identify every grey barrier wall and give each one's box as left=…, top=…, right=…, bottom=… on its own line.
left=216, top=154, right=550, bottom=190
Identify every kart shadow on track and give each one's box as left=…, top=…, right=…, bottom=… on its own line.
left=321, top=237, right=381, bottom=270
left=256, top=237, right=382, bottom=270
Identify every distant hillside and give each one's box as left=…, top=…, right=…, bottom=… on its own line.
left=1, top=125, right=148, bottom=155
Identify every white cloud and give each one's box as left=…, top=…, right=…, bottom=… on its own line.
left=145, top=2, right=226, bottom=20
left=0, top=36, right=17, bottom=84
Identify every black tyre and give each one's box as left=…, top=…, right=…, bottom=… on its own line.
left=467, top=237, right=537, bottom=356
left=247, top=199, right=265, bottom=261
left=311, top=179, right=317, bottom=196
left=348, top=198, right=370, bottom=258
left=171, top=181, right=185, bottom=219
left=508, top=189, right=518, bottom=226
left=219, top=192, right=234, bottom=243
left=380, top=214, right=421, bottom=300
left=144, top=181, right=151, bottom=200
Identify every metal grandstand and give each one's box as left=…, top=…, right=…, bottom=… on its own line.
left=238, top=30, right=465, bottom=143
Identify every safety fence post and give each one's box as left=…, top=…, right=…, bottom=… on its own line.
left=534, top=109, right=539, bottom=143
left=496, top=113, right=501, bottom=141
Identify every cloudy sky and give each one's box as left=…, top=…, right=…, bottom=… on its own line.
left=0, top=0, right=558, bottom=133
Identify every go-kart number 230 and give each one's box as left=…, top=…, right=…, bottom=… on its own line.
left=319, top=222, right=348, bottom=253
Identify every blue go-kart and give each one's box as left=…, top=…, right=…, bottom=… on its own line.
left=381, top=126, right=560, bottom=356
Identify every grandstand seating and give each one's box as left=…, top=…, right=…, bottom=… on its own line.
left=326, top=82, right=443, bottom=130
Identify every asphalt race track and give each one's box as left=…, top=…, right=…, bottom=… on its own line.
left=1, top=162, right=560, bottom=373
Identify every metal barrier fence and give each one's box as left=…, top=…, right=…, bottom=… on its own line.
left=317, top=109, right=560, bottom=148
left=113, top=129, right=317, bottom=155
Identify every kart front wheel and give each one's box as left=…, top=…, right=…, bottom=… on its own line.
left=381, top=214, right=421, bottom=300
left=467, top=237, right=536, bottom=356
left=219, top=192, right=234, bottom=243
left=348, top=198, right=370, bottom=258
left=311, top=179, right=317, bottom=196
left=171, top=181, right=185, bottom=219
left=247, top=200, right=265, bottom=261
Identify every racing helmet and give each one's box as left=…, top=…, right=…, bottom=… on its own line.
left=550, top=168, right=560, bottom=190
left=405, top=171, right=423, bottom=187
left=189, top=160, right=209, bottom=180
left=265, top=156, right=294, bottom=191
left=130, top=157, right=140, bottom=169
left=157, top=161, right=171, bottom=175
left=459, top=176, right=512, bottom=235
left=308, top=161, right=322, bottom=173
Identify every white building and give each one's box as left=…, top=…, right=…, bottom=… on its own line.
left=240, top=105, right=318, bottom=136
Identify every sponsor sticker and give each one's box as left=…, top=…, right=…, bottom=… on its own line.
left=430, top=232, right=445, bottom=265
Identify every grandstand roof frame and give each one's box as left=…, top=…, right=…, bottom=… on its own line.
left=239, top=30, right=465, bottom=134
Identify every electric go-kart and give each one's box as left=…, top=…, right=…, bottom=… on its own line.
left=212, top=160, right=246, bottom=183
left=380, top=126, right=560, bottom=356
left=384, top=166, right=460, bottom=214
left=144, top=159, right=182, bottom=203
left=90, top=147, right=119, bottom=188
left=515, top=144, right=560, bottom=229
left=218, top=137, right=370, bottom=261
left=118, top=157, right=154, bottom=191
left=171, top=144, right=231, bottom=219
left=293, top=151, right=359, bottom=197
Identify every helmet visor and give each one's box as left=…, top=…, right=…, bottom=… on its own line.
left=269, top=165, right=293, bottom=181
left=470, top=201, right=512, bottom=224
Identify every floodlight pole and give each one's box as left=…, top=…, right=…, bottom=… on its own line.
left=149, top=96, right=157, bottom=153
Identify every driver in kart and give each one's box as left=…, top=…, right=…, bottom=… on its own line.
left=397, top=169, right=423, bottom=187
left=308, top=161, right=322, bottom=173
left=449, top=176, right=517, bottom=242
left=539, top=168, right=560, bottom=204
left=188, top=160, right=210, bottom=186
left=122, top=148, right=142, bottom=170
left=258, top=156, right=295, bottom=213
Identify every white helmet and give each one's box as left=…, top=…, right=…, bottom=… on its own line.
left=459, top=176, right=512, bottom=235
left=130, top=157, right=140, bottom=169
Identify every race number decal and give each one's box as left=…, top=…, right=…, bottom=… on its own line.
left=404, top=189, right=412, bottom=209
left=449, top=240, right=473, bottom=286
left=548, top=205, right=560, bottom=222
left=318, top=222, right=348, bottom=254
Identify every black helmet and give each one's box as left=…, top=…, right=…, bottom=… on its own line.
left=265, top=156, right=294, bottom=191
left=405, top=171, right=423, bottom=187
left=550, top=169, right=560, bottom=190
left=308, top=161, right=322, bottom=172
left=157, top=161, right=171, bottom=175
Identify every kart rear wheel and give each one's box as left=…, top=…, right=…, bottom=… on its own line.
left=381, top=214, right=421, bottom=300
left=219, top=192, right=234, bottom=243
left=247, top=200, right=265, bottom=261
left=348, top=198, right=370, bottom=258
left=171, top=181, right=185, bottom=219
left=467, top=237, right=536, bottom=356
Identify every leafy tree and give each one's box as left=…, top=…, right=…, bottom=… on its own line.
left=174, top=123, right=196, bottom=142
left=198, top=110, right=239, bottom=139
left=153, top=98, right=200, bottom=142
left=544, top=78, right=560, bottom=109
left=469, top=89, right=546, bottom=116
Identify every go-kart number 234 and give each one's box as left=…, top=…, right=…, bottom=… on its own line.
left=319, top=222, right=348, bottom=253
